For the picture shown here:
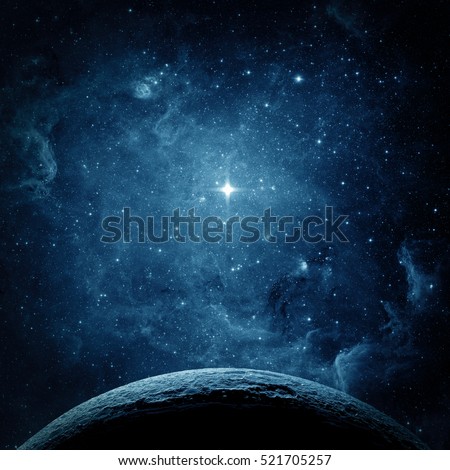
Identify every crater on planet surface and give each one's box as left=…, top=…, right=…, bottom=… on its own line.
left=20, top=368, right=427, bottom=449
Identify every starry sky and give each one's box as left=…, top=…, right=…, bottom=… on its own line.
left=0, top=0, right=448, bottom=449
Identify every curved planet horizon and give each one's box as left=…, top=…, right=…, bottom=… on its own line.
left=20, top=369, right=427, bottom=450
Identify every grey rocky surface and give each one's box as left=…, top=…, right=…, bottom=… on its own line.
left=20, top=368, right=427, bottom=449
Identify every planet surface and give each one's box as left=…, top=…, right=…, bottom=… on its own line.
left=20, top=368, right=427, bottom=450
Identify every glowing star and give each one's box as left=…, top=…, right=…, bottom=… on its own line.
left=220, top=182, right=235, bottom=198
left=294, top=75, right=303, bottom=83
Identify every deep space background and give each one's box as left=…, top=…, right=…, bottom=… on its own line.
left=0, top=0, right=448, bottom=449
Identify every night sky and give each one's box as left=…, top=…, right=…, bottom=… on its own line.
left=0, top=0, right=448, bottom=449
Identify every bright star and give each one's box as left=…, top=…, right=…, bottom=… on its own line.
left=294, top=75, right=303, bottom=83
left=220, top=182, right=235, bottom=198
